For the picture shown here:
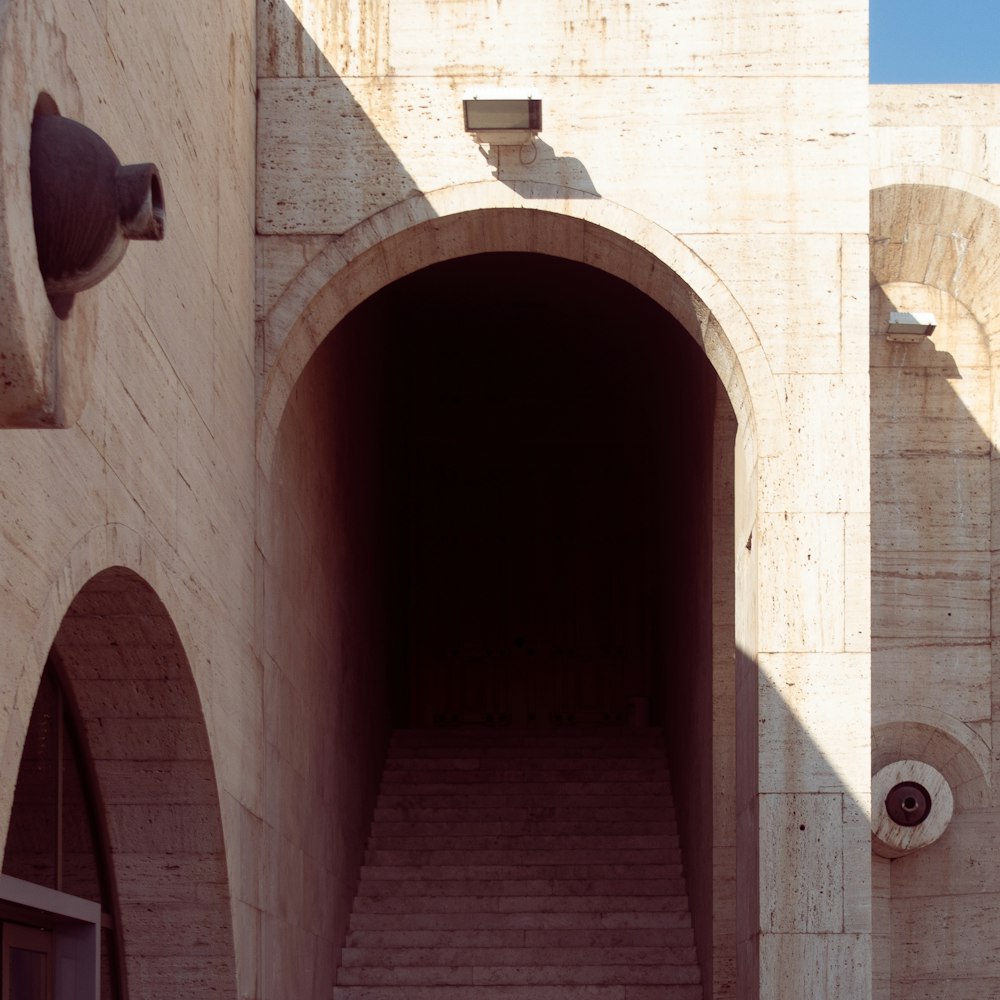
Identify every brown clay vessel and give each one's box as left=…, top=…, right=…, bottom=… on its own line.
left=29, top=113, right=165, bottom=319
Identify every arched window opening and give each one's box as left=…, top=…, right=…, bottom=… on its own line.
left=1, top=660, right=122, bottom=1000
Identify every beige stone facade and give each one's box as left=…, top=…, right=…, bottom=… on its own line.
left=0, top=1, right=996, bottom=997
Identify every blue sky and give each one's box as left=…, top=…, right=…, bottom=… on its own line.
left=870, top=0, right=1000, bottom=83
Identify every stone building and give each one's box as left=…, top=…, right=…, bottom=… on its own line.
left=0, top=0, right=997, bottom=997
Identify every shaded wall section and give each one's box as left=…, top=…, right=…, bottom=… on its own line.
left=261, top=303, right=391, bottom=993
left=656, top=340, right=735, bottom=1000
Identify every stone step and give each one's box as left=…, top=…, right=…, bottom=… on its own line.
left=348, top=910, right=694, bottom=932
left=341, top=945, right=697, bottom=967
left=345, top=927, right=696, bottom=949
left=381, top=758, right=669, bottom=770
left=378, top=781, right=671, bottom=796
left=390, top=729, right=665, bottom=746
left=385, top=742, right=669, bottom=754
left=350, top=895, right=691, bottom=915
left=376, top=795, right=674, bottom=810
left=336, top=964, right=700, bottom=986
left=358, top=863, right=682, bottom=881
left=365, top=848, right=673, bottom=866
left=367, top=834, right=679, bottom=851
left=370, top=820, right=678, bottom=837
left=384, top=754, right=670, bottom=769
left=337, top=727, right=699, bottom=996
left=372, top=806, right=676, bottom=823
left=356, top=878, right=688, bottom=899
left=380, top=767, right=673, bottom=783
left=385, top=752, right=670, bottom=765
left=334, top=985, right=703, bottom=1000
left=384, top=752, right=670, bottom=764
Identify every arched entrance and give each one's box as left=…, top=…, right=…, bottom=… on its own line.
left=1, top=566, right=236, bottom=1000
left=260, top=202, right=765, bottom=995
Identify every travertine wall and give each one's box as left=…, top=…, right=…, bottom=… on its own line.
left=257, top=0, right=870, bottom=239
left=26, top=3, right=1000, bottom=1000
left=0, top=0, right=257, bottom=996
left=257, top=1, right=872, bottom=996
left=871, top=86, right=1000, bottom=1000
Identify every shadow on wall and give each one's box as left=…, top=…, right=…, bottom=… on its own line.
left=256, top=15, right=420, bottom=1000
left=479, top=139, right=601, bottom=199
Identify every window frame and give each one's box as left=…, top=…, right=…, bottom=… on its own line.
left=0, top=875, right=99, bottom=1000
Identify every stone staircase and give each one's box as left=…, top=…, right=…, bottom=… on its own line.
left=333, top=727, right=702, bottom=1000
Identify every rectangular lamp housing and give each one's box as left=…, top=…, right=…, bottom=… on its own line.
left=463, top=89, right=542, bottom=144
left=887, top=311, right=937, bottom=342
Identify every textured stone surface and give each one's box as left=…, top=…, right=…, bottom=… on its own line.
left=0, top=0, right=256, bottom=994
left=4, top=3, right=1000, bottom=1000
left=871, top=84, right=1000, bottom=1000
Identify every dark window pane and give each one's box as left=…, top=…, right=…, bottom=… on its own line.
left=2, top=672, right=58, bottom=888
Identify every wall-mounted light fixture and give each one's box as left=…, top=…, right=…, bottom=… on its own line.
left=463, top=88, right=542, bottom=145
left=871, top=759, right=953, bottom=858
left=886, top=311, right=936, bottom=343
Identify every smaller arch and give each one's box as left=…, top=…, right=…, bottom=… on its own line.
left=50, top=566, right=236, bottom=997
left=3, top=524, right=181, bottom=817
left=2, top=526, right=237, bottom=1000
left=871, top=169, right=1000, bottom=338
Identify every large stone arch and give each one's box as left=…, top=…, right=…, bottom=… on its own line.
left=256, top=185, right=789, bottom=998
left=871, top=166, right=1000, bottom=331
left=1, top=525, right=237, bottom=999
left=256, top=183, right=785, bottom=474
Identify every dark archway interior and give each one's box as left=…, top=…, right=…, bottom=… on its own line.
left=326, top=252, right=720, bottom=732
left=267, top=248, right=733, bottom=989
